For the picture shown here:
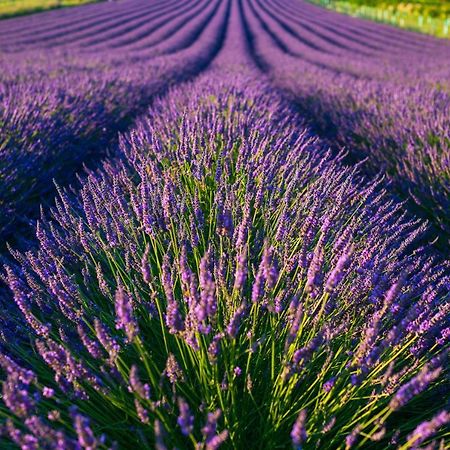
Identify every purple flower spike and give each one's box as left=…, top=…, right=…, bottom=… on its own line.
left=291, top=409, right=307, bottom=447
left=165, top=353, right=184, bottom=384
left=141, top=244, right=152, bottom=284
left=226, top=303, right=247, bottom=338
left=129, top=365, right=150, bottom=400
left=322, top=377, right=336, bottom=393
left=406, top=410, right=449, bottom=447
left=306, top=238, right=324, bottom=298
left=389, top=364, right=442, bottom=410
left=154, top=419, right=167, bottom=450
left=115, top=285, right=138, bottom=342
left=73, top=413, right=97, bottom=450
left=177, top=397, right=194, bottom=436
left=94, top=319, right=120, bottom=363
left=345, top=426, right=361, bottom=449
left=233, top=249, right=248, bottom=293
left=325, top=246, right=353, bottom=293
left=202, top=409, right=228, bottom=449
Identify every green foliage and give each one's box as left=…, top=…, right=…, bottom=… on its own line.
left=306, top=0, right=450, bottom=38
left=0, top=0, right=101, bottom=20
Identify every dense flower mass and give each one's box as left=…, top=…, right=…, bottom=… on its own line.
left=0, top=0, right=448, bottom=449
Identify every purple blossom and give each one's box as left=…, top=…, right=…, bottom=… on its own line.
left=207, top=333, right=223, bottom=365
left=129, top=365, right=150, bottom=400
left=322, top=377, right=336, bottom=393
left=305, top=237, right=324, bottom=298
left=77, top=323, right=103, bottom=359
left=291, top=409, right=307, bottom=447
left=389, top=364, right=443, bottom=410
left=154, top=420, right=167, bottom=450
left=177, top=397, right=194, bottom=436
left=406, top=410, right=449, bottom=447
left=0, top=8, right=449, bottom=449
left=251, top=269, right=265, bottom=304
left=134, top=399, right=149, bottom=425
left=141, top=244, right=152, bottom=284
left=233, top=249, right=248, bottom=293
left=345, top=426, right=361, bottom=449
left=202, top=409, right=228, bottom=449
left=165, top=353, right=184, bottom=384
left=73, top=413, right=97, bottom=450
left=94, top=319, right=120, bottom=363
left=115, top=285, right=138, bottom=342
left=42, top=387, right=55, bottom=398
left=226, top=303, right=247, bottom=338
left=2, top=372, right=35, bottom=418
left=197, top=250, right=216, bottom=326
left=325, top=246, right=353, bottom=293
left=162, top=255, right=184, bottom=334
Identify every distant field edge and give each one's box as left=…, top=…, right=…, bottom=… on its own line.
left=304, top=0, right=450, bottom=39
left=0, top=0, right=104, bottom=20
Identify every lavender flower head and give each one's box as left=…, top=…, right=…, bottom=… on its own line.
left=291, top=409, right=307, bottom=447
left=165, top=353, right=184, bottom=384
left=115, top=285, right=138, bottom=342
left=73, top=412, right=97, bottom=450
left=177, top=397, right=194, bottom=436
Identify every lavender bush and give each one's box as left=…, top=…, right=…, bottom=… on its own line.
left=0, top=0, right=448, bottom=449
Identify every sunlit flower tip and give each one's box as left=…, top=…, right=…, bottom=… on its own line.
left=322, top=416, right=336, bottom=434
left=322, top=377, right=336, bottom=393
left=134, top=399, right=149, bottom=425
left=47, top=410, right=61, bottom=421
left=165, top=353, right=184, bottom=384
left=42, top=387, right=54, bottom=398
left=73, top=413, right=97, bottom=450
left=233, top=366, right=242, bottom=377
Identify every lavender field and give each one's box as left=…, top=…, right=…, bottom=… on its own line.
left=0, top=0, right=449, bottom=448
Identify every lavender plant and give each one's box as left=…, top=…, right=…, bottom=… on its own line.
left=1, top=70, right=448, bottom=449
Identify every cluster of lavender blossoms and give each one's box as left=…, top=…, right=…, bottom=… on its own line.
left=0, top=0, right=449, bottom=449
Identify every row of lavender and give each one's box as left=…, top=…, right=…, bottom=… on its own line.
left=0, top=0, right=228, bottom=247
left=1, top=0, right=449, bottom=448
left=240, top=0, right=450, bottom=248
